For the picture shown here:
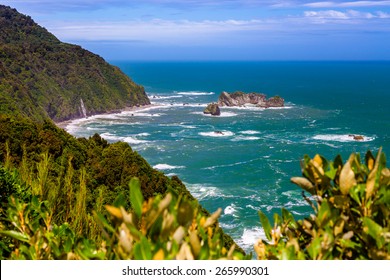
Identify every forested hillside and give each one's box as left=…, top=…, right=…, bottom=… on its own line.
left=0, top=5, right=150, bottom=122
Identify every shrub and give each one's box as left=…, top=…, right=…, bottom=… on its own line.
left=0, top=174, right=247, bottom=260
left=256, top=148, right=390, bottom=260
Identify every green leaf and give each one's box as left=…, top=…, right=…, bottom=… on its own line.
left=134, top=236, right=152, bottom=260
left=129, top=177, right=143, bottom=218
left=258, top=211, right=272, bottom=241
left=95, top=212, right=115, bottom=233
left=0, top=230, right=29, bottom=243
left=363, top=217, right=384, bottom=248
left=281, top=208, right=297, bottom=229
left=366, top=147, right=382, bottom=199
left=317, top=200, right=331, bottom=227
left=325, top=164, right=337, bottom=180
left=307, top=236, right=321, bottom=259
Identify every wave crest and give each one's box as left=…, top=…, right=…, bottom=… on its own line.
left=313, top=134, right=375, bottom=143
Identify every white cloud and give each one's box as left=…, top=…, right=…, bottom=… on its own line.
left=303, top=9, right=390, bottom=21
left=48, top=19, right=272, bottom=43
left=304, top=10, right=350, bottom=19
left=304, top=1, right=390, bottom=8
left=377, top=10, right=390, bottom=17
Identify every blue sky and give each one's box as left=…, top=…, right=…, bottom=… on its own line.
left=2, top=0, right=390, bottom=60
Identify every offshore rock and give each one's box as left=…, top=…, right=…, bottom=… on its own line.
left=217, top=91, right=284, bottom=108
left=204, top=103, right=221, bottom=116
left=349, top=134, right=364, bottom=141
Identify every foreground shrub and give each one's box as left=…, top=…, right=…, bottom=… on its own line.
left=256, top=148, right=390, bottom=260
left=1, top=149, right=389, bottom=259
left=0, top=173, right=247, bottom=260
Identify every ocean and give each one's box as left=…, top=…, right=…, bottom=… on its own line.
left=66, top=61, right=390, bottom=253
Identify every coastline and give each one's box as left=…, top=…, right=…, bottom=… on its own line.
left=55, top=104, right=157, bottom=131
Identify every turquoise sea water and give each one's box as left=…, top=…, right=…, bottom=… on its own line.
left=67, top=61, right=390, bottom=252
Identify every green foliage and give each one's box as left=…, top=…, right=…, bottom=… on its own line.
left=100, top=178, right=247, bottom=260
left=0, top=115, right=242, bottom=258
left=0, top=5, right=150, bottom=123
left=256, top=149, right=390, bottom=260
left=0, top=195, right=104, bottom=260
left=0, top=172, right=247, bottom=260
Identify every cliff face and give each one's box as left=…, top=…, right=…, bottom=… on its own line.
left=0, top=5, right=150, bottom=122
left=218, top=91, right=284, bottom=108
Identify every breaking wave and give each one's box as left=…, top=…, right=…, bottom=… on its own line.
left=153, top=164, right=185, bottom=170
left=199, top=130, right=235, bottom=137
left=176, top=91, right=215, bottom=96
left=313, top=134, right=375, bottom=143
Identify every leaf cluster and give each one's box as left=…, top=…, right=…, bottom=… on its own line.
left=257, top=149, right=390, bottom=260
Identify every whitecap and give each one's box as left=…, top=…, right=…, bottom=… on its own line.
left=240, top=130, right=261, bottom=135
left=100, top=133, right=150, bottom=145
left=199, top=131, right=235, bottom=137
left=236, top=227, right=267, bottom=250
left=192, top=111, right=238, bottom=117
left=148, top=94, right=182, bottom=100
left=176, top=91, right=215, bottom=96
left=313, top=134, right=375, bottom=143
left=266, top=106, right=293, bottom=110
left=136, top=132, right=150, bottom=137
left=153, top=164, right=185, bottom=170
left=223, top=204, right=237, bottom=217
left=220, top=112, right=238, bottom=117
left=132, top=112, right=162, bottom=117
left=186, top=184, right=234, bottom=200
left=100, top=132, right=122, bottom=141
left=231, top=136, right=260, bottom=142
left=122, top=137, right=149, bottom=144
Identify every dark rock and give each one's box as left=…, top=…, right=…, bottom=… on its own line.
left=350, top=135, right=364, bottom=141
left=204, top=103, right=221, bottom=116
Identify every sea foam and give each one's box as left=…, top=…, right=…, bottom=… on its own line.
left=199, top=131, right=235, bottom=137
left=231, top=136, right=260, bottom=142
left=153, top=164, right=185, bottom=170
left=192, top=111, right=238, bottom=117
left=176, top=91, right=215, bottom=96
left=240, top=130, right=261, bottom=135
left=237, top=227, right=267, bottom=251
left=100, top=133, right=149, bottom=144
left=313, top=134, right=375, bottom=142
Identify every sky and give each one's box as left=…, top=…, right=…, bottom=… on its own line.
left=2, top=0, right=390, bottom=61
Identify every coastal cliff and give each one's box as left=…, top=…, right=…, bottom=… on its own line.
left=0, top=5, right=150, bottom=123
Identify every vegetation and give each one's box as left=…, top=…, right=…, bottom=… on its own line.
left=1, top=138, right=388, bottom=259
left=0, top=5, right=150, bottom=123
left=256, top=149, right=390, bottom=260
left=0, top=114, right=241, bottom=258
left=0, top=4, right=388, bottom=260
left=0, top=171, right=247, bottom=260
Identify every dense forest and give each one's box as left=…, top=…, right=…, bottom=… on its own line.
left=0, top=5, right=149, bottom=122
left=0, top=5, right=388, bottom=260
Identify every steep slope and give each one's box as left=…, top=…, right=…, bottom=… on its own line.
left=0, top=5, right=150, bottom=122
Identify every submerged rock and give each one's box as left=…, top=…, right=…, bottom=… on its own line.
left=204, top=103, right=221, bottom=116
left=217, top=91, right=284, bottom=108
